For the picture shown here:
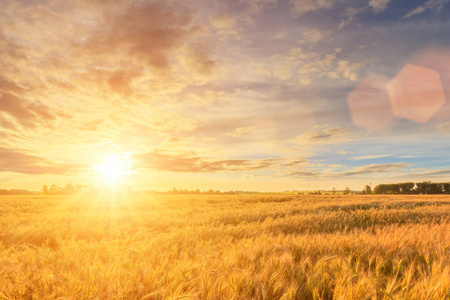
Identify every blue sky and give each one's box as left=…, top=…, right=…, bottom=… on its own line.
left=0, top=0, right=449, bottom=191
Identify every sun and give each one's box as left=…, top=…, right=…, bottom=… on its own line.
left=95, top=155, right=129, bottom=185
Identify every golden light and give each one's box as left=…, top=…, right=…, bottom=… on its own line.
left=94, top=155, right=131, bottom=186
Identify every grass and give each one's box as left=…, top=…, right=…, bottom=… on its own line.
left=0, top=194, right=449, bottom=299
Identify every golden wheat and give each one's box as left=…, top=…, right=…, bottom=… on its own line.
left=0, top=194, right=449, bottom=299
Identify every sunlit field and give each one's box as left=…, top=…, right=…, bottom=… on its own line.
left=1, top=194, right=449, bottom=299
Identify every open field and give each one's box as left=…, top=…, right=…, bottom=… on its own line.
left=0, top=194, right=449, bottom=299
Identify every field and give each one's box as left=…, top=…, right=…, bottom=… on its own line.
left=0, top=194, right=449, bottom=299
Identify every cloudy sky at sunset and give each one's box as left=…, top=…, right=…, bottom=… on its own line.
left=1, top=0, right=450, bottom=191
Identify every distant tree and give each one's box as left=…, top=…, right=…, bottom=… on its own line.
left=373, top=181, right=450, bottom=195
left=49, top=184, right=58, bottom=195
left=442, top=183, right=450, bottom=194
left=75, top=184, right=85, bottom=193
left=343, top=187, right=351, bottom=195
left=429, top=182, right=442, bottom=194
left=398, top=182, right=415, bottom=194
left=41, top=185, right=49, bottom=195
left=363, top=185, right=372, bottom=195
left=374, top=184, right=387, bottom=194
left=416, top=181, right=432, bottom=194
left=332, top=188, right=336, bottom=195
left=63, top=183, right=75, bottom=195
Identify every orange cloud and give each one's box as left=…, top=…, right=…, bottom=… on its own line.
left=288, top=163, right=412, bottom=178
left=0, top=93, right=56, bottom=129
left=0, top=146, right=84, bottom=175
left=78, top=1, right=205, bottom=71
left=107, top=69, right=142, bottom=96
left=0, top=29, right=27, bottom=61
left=137, top=149, right=278, bottom=173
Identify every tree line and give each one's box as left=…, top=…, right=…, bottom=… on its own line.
left=372, top=181, right=450, bottom=195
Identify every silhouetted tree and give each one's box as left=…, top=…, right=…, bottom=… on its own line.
left=49, top=184, right=58, bottom=195
left=41, top=185, right=49, bottom=195
left=363, top=185, right=372, bottom=194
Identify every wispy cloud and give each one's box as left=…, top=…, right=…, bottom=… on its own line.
left=81, top=2, right=208, bottom=71
left=286, top=162, right=412, bottom=178
left=298, top=29, right=325, bottom=44
left=352, top=154, right=392, bottom=160
left=404, top=0, right=450, bottom=18
left=339, top=7, right=364, bottom=30
left=136, top=149, right=279, bottom=173
left=0, top=147, right=84, bottom=175
left=437, top=122, right=450, bottom=132
left=289, top=0, right=335, bottom=15
left=241, top=0, right=279, bottom=15
left=340, top=163, right=411, bottom=177
left=0, top=84, right=58, bottom=130
left=291, top=127, right=353, bottom=145
left=369, top=0, right=391, bottom=13
left=210, top=14, right=237, bottom=29
left=289, top=170, right=321, bottom=177
left=225, top=126, right=255, bottom=137
left=398, top=168, right=450, bottom=178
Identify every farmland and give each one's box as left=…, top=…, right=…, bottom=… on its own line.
left=0, top=194, right=449, bottom=299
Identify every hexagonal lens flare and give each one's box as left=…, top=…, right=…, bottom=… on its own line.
left=387, top=64, right=446, bottom=123
left=410, top=47, right=450, bottom=122
left=347, top=74, right=395, bottom=132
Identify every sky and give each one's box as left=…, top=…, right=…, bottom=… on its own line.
left=0, top=0, right=450, bottom=192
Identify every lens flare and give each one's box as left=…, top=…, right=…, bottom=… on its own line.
left=94, top=155, right=130, bottom=186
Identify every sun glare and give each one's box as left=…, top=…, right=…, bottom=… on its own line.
left=95, top=155, right=130, bottom=185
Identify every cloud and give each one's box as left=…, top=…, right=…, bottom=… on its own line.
left=404, top=6, right=427, bottom=18
left=436, top=122, right=450, bottom=132
left=286, top=162, right=412, bottom=178
left=80, top=2, right=198, bottom=70
left=0, top=78, right=63, bottom=131
left=270, top=47, right=371, bottom=84
left=289, top=170, right=320, bottom=177
left=352, top=154, right=392, bottom=160
left=240, top=0, right=279, bottom=14
left=107, top=69, right=143, bottom=96
left=0, top=77, right=25, bottom=94
left=136, top=149, right=278, bottom=173
left=291, top=127, right=352, bottom=144
left=404, top=0, right=450, bottom=18
left=340, top=163, right=411, bottom=177
left=209, top=13, right=238, bottom=38
left=413, top=169, right=450, bottom=176
left=282, top=159, right=309, bottom=167
left=180, top=43, right=216, bottom=76
left=338, top=7, right=363, bottom=30
left=333, top=59, right=373, bottom=81
left=0, top=29, right=27, bottom=61
left=0, top=146, right=83, bottom=175
left=225, top=126, right=255, bottom=137
left=337, top=150, right=352, bottom=155
left=398, top=168, right=450, bottom=178
left=299, top=29, right=324, bottom=44
left=369, top=0, right=391, bottom=13
left=289, top=0, right=335, bottom=15
left=0, top=91, right=56, bottom=129
left=210, top=14, right=237, bottom=29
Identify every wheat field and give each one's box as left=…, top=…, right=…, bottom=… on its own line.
left=0, top=194, right=449, bottom=299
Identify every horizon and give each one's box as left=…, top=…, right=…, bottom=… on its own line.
left=1, top=0, right=450, bottom=191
